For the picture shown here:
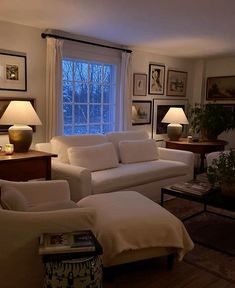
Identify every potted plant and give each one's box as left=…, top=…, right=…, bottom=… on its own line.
left=207, top=150, right=235, bottom=197
left=188, top=103, right=235, bottom=141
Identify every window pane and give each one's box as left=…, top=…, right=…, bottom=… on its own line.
left=103, top=85, right=113, bottom=104
left=74, top=83, right=88, bottom=103
left=74, top=126, right=88, bottom=134
left=103, top=105, right=113, bottom=123
left=89, top=84, right=101, bottom=103
left=90, top=64, right=102, bottom=83
left=89, top=125, right=102, bottom=134
left=104, top=65, right=111, bottom=84
left=74, top=62, right=88, bottom=82
left=103, top=123, right=114, bottom=134
left=89, top=104, right=101, bottom=123
left=64, top=126, right=73, bottom=135
left=63, top=82, right=73, bottom=102
left=64, top=104, right=72, bottom=124
left=63, top=60, right=73, bottom=81
left=74, top=104, right=87, bottom=124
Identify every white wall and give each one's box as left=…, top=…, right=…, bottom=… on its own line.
left=0, top=20, right=46, bottom=147
left=131, top=49, right=195, bottom=143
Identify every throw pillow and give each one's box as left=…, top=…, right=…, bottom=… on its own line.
left=67, top=142, right=119, bottom=171
left=1, top=184, right=28, bottom=211
left=119, top=139, right=159, bottom=164
left=28, top=200, right=78, bottom=212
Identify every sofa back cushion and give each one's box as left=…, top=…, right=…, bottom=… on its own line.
left=67, top=142, right=119, bottom=171
left=107, top=130, right=149, bottom=161
left=51, top=134, right=108, bottom=163
left=1, top=185, right=28, bottom=211
left=119, top=139, right=159, bottom=164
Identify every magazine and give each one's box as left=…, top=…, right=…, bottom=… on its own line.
left=39, top=230, right=96, bottom=255
left=171, top=180, right=212, bottom=196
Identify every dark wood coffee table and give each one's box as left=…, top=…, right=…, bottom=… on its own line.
left=161, top=186, right=235, bottom=220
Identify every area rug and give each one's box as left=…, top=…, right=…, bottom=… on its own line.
left=164, top=198, right=235, bottom=283
left=184, top=212, right=235, bottom=256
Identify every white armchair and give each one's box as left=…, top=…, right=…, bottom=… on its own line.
left=0, top=180, right=96, bottom=288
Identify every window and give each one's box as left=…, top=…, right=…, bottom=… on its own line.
left=62, top=58, right=117, bottom=135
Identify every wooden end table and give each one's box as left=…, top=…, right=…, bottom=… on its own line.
left=0, top=150, right=57, bottom=181
left=165, top=138, right=227, bottom=173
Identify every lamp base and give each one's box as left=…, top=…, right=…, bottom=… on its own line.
left=167, top=124, right=182, bottom=141
left=8, top=125, right=33, bottom=152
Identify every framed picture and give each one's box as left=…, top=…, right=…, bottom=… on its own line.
left=0, top=52, right=27, bottom=91
left=0, top=97, right=35, bottom=134
left=133, top=73, right=147, bottom=96
left=152, top=99, right=188, bottom=140
left=148, top=64, right=165, bottom=95
left=206, top=76, right=235, bottom=100
left=132, top=100, right=152, bottom=125
left=166, top=69, right=187, bottom=97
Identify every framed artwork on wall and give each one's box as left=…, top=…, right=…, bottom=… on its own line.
left=206, top=76, right=235, bottom=100
left=133, top=73, right=147, bottom=96
left=166, top=69, right=187, bottom=97
left=148, top=64, right=165, bottom=95
left=0, top=98, right=35, bottom=134
left=152, top=99, right=188, bottom=140
left=0, top=52, right=27, bottom=91
left=132, top=100, right=152, bottom=125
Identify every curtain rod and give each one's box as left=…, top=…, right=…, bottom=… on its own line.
left=41, top=33, right=132, bottom=53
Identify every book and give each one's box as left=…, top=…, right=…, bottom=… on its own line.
left=39, top=230, right=96, bottom=255
left=171, top=180, right=212, bottom=196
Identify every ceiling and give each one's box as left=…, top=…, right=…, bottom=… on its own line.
left=1, top=0, right=235, bottom=58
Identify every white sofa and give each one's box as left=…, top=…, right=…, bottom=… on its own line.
left=35, top=130, right=194, bottom=202
left=0, top=179, right=194, bottom=288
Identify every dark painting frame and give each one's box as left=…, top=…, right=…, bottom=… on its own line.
left=206, top=76, right=235, bottom=100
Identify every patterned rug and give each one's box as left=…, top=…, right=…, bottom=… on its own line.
left=164, top=198, right=235, bottom=283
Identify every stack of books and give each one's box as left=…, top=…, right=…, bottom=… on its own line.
left=171, top=180, right=212, bottom=196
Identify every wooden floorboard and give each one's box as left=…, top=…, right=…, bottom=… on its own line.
left=103, top=258, right=235, bottom=288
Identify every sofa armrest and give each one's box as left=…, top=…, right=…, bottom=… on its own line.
left=0, top=207, right=96, bottom=288
left=52, top=159, right=92, bottom=202
left=0, top=180, right=71, bottom=205
left=35, top=142, right=52, bottom=153
left=158, top=147, right=194, bottom=179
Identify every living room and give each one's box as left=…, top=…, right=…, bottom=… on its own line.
left=0, top=1, right=235, bottom=288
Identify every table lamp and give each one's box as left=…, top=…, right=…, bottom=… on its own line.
left=0, top=100, right=42, bottom=152
left=161, top=107, right=189, bottom=141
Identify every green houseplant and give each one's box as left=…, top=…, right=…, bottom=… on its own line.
left=188, top=103, right=235, bottom=140
left=207, top=150, right=235, bottom=197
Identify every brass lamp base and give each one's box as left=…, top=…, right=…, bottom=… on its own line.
left=8, top=125, right=33, bottom=152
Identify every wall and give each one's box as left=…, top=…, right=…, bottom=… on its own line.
left=131, top=49, right=195, bottom=144
left=0, top=20, right=46, bottom=147
left=203, top=57, right=235, bottom=148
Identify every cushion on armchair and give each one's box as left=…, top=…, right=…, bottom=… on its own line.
left=119, top=139, right=159, bottom=164
left=67, top=142, right=119, bottom=171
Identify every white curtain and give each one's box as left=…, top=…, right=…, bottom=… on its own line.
left=45, top=38, right=64, bottom=141
left=119, top=52, right=132, bottom=131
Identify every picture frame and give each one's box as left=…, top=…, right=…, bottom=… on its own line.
left=0, top=97, right=35, bottom=134
left=206, top=76, right=235, bottom=100
left=133, top=73, right=147, bottom=96
left=0, top=52, right=27, bottom=91
left=132, top=100, right=152, bottom=125
left=166, top=69, right=187, bottom=97
left=152, top=99, right=188, bottom=140
left=148, top=64, right=165, bottom=95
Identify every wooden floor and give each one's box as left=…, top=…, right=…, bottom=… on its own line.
left=103, top=257, right=235, bottom=288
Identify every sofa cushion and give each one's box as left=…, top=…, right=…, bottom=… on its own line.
left=1, top=185, right=28, bottom=211
left=51, top=134, right=108, bottom=163
left=91, top=159, right=189, bottom=194
left=28, top=200, right=78, bottom=212
left=68, top=143, right=119, bottom=171
left=119, top=139, right=158, bottom=164
left=106, top=130, right=149, bottom=161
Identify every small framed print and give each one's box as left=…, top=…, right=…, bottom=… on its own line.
left=166, top=69, right=187, bottom=97
left=148, top=64, right=165, bottom=95
left=133, top=73, right=147, bottom=96
left=0, top=52, right=27, bottom=91
left=132, top=100, right=152, bottom=125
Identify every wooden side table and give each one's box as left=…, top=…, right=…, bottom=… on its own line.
left=0, top=150, right=57, bottom=181
left=165, top=138, right=227, bottom=173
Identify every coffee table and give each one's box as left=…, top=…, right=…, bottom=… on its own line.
left=161, top=185, right=235, bottom=220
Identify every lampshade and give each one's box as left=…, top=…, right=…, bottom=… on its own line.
left=161, top=107, right=189, bottom=141
left=0, top=101, right=42, bottom=152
